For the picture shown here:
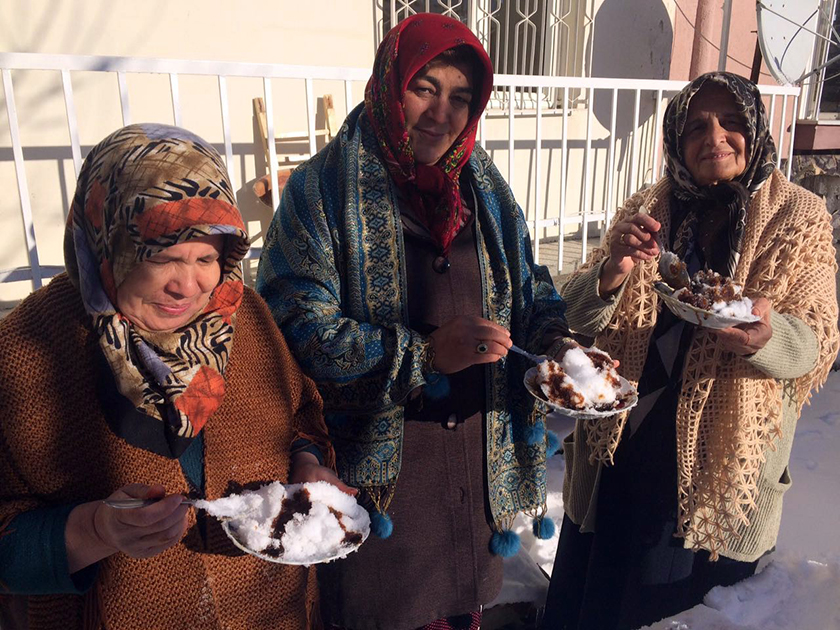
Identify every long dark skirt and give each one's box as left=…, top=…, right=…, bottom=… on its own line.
left=328, top=610, right=480, bottom=630
left=541, top=389, right=758, bottom=630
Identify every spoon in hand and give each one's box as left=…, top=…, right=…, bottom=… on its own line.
left=103, top=498, right=196, bottom=509
left=508, top=344, right=549, bottom=364
left=638, top=205, right=690, bottom=290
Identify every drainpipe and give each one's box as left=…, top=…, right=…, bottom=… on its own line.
left=689, top=0, right=720, bottom=79
left=718, top=0, right=733, bottom=71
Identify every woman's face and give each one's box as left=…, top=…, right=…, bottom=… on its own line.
left=116, top=235, right=225, bottom=332
left=402, top=59, right=475, bottom=165
left=681, top=84, right=748, bottom=186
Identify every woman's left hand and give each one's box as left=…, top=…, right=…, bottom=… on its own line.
left=715, top=297, right=772, bottom=356
left=290, top=451, right=358, bottom=497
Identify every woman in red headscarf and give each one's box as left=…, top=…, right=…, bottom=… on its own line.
left=258, top=14, right=574, bottom=629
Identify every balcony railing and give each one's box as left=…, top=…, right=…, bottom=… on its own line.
left=0, top=52, right=800, bottom=296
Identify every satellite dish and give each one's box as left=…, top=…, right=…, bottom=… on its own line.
left=757, top=0, right=822, bottom=85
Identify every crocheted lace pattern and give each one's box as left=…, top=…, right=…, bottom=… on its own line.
left=578, top=171, right=838, bottom=559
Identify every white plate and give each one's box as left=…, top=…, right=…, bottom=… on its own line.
left=222, top=519, right=368, bottom=566
left=219, top=486, right=370, bottom=566
left=653, top=282, right=760, bottom=330
left=523, top=365, right=638, bottom=419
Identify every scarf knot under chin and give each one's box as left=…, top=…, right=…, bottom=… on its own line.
left=671, top=180, right=751, bottom=278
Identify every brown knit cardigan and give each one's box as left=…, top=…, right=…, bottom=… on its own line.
left=0, top=274, right=334, bottom=629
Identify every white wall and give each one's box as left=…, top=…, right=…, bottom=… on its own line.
left=2, top=0, right=789, bottom=308
left=0, top=0, right=375, bottom=303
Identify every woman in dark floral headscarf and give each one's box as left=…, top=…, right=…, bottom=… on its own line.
left=258, top=13, right=574, bottom=630
left=544, top=72, right=838, bottom=629
left=0, top=123, right=343, bottom=630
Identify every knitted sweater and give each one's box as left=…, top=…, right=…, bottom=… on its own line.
left=0, top=274, right=333, bottom=629
left=560, top=171, right=839, bottom=562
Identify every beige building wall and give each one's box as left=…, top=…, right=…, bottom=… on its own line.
left=1, top=0, right=791, bottom=307
left=669, top=0, right=773, bottom=82
left=0, top=0, right=375, bottom=305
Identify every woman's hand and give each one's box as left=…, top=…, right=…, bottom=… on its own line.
left=600, top=212, right=661, bottom=298
left=65, top=484, right=189, bottom=573
left=429, top=315, right=512, bottom=374
left=715, top=297, right=773, bottom=356
left=290, top=451, right=358, bottom=497
left=95, top=484, right=189, bottom=558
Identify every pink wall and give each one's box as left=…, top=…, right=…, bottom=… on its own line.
left=668, top=1, right=799, bottom=156
left=669, top=0, right=776, bottom=84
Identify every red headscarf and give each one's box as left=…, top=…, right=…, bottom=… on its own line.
left=365, top=13, right=494, bottom=254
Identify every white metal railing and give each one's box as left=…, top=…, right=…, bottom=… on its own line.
left=1, top=52, right=800, bottom=295
left=0, top=53, right=369, bottom=290
left=487, top=74, right=800, bottom=268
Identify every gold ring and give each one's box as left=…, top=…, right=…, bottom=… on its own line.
left=620, top=233, right=626, bottom=245
left=476, top=342, right=489, bottom=354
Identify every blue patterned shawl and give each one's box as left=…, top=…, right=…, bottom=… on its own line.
left=257, top=104, right=567, bottom=530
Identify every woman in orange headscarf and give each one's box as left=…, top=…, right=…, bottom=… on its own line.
left=0, top=124, right=342, bottom=629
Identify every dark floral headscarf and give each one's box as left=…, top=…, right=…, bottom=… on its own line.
left=65, top=123, right=250, bottom=455
left=365, top=13, right=494, bottom=255
left=662, top=72, right=778, bottom=277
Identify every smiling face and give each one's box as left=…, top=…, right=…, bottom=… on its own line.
left=402, top=58, right=475, bottom=165
left=681, top=84, right=749, bottom=186
left=115, top=235, right=225, bottom=332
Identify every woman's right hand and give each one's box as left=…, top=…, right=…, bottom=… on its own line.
left=429, top=315, right=512, bottom=374
left=66, top=483, right=189, bottom=573
left=599, top=211, right=661, bottom=297
left=95, top=484, right=190, bottom=558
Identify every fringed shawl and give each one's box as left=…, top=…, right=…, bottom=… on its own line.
left=580, top=170, right=838, bottom=558
left=257, top=104, right=567, bottom=535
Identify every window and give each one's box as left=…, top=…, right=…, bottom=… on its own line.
left=373, top=0, right=594, bottom=109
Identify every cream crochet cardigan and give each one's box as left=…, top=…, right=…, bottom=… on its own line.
left=561, top=170, right=839, bottom=560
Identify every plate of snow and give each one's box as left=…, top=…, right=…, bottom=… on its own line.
left=195, top=481, right=370, bottom=565
left=524, top=346, right=637, bottom=419
left=654, top=269, right=760, bottom=330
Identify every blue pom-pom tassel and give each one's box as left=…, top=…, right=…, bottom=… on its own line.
left=424, top=374, right=451, bottom=400
left=370, top=511, right=393, bottom=539
left=523, top=421, right=546, bottom=446
left=532, top=516, right=556, bottom=540
left=489, top=529, right=521, bottom=557
left=546, top=430, right=561, bottom=458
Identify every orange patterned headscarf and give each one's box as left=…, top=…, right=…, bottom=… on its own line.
left=65, top=124, right=249, bottom=454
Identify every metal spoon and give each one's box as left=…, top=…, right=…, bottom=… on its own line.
left=638, top=205, right=691, bottom=290
left=509, top=344, right=549, bottom=364
left=103, top=498, right=196, bottom=509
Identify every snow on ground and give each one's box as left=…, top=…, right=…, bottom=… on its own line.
left=492, top=370, right=840, bottom=630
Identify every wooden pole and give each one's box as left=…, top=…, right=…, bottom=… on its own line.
left=750, top=36, right=763, bottom=83
left=689, top=0, right=721, bottom=79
